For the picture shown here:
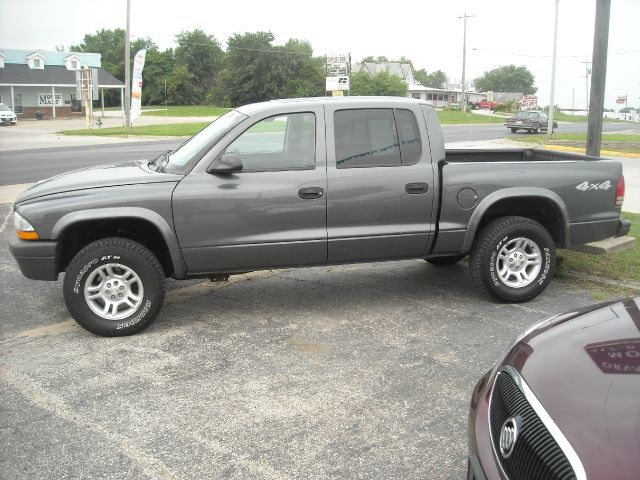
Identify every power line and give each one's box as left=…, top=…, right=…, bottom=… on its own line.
left=471, top=47, right=639, bottom=58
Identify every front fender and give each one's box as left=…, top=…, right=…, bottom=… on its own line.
left=52, top=207, right=186, bottom=278
left=461, top=188, right=570, bottom=253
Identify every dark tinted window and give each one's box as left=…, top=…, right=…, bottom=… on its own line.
left=395, top=109, right=421, bottom=165
left=225, top=112, right=315, bottom=171
left=335, top=109, right=400, bottom=168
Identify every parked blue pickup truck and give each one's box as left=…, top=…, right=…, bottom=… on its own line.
left=10, top=97, right=630, bottom=335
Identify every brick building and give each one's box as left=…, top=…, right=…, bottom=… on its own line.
left=0, top=49, right=124, bottom=119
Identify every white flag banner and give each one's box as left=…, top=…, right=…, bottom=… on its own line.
left=130, top=49, right=147, bottom=123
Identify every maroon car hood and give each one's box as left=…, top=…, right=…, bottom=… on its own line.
left=506, top=298, right=640, bottom=479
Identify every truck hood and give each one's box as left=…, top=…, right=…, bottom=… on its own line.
left=507, top=298, right=640, bottom=479
left=16, top=159, right=184, bottom=203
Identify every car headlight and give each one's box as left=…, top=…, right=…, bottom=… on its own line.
left=14, top=211, right=40, bottom=240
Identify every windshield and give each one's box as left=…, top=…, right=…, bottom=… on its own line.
left=0, top=104, right=10, bottom=112
left=164, top=110, right=247, bottom=173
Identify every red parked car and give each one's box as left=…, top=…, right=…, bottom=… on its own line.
left=468, top=297, right=640, bottom=479
left=473, top=100, right=498, bottom=110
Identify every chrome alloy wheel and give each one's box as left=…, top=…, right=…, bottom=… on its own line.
left=83, top=263, right=144, bottom=320
left=496, top=237, right=542, bottom=288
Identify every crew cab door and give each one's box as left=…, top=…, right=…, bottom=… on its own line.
left=172, top=106, right=327, bottom=274
left=325, top=105, right=435, bottom=262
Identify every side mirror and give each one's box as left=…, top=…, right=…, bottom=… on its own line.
left=207, top=152, right=243, bottom=174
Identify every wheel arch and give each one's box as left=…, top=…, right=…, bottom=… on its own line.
left=52, top=208, right=186, bottom=278
left=461, top=188, right=570, bottom=254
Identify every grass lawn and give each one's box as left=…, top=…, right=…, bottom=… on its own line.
left=558, top=212, right=640, bottom=298
left=98, top=105, right=230, bottom=117
left=437, top=110, right=505, bottom=124
left=59, top=122, right=210, bottom=137
left=552, top=111, right=629, bottom=123
left=511, top=133, right=640, bottom=154
left=559, top=212, right=640, bottom=282
left=140, top=106, right=231, bottom=117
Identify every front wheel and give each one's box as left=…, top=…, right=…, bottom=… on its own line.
left=63, top=237, right=165, bottom=336
left=469, top=216, right=556, bottom=302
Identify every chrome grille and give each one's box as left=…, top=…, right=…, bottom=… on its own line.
left=489, top=369, right=580, bottom=480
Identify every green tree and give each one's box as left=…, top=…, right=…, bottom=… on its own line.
left=71, top=28, right=156, bottom=105
left=277, top=39, right=325, bottom=99
left=474, top=65, right=536, bottom=94
left=214, top=32, right=324, bottom=107
left=350, top=70, right=408, bottom=96
left=165, top=65, right=199, bottom=105
left=214, top=31, right=279, bottom=106
left=414, top=68, right=448, bottom=88
left=140, top=48, right=176, bottom=105
left=174, top=29, right=224, bottom=102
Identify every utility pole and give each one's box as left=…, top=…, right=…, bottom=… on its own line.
left=586, top=0, right=611, bottom=157
left=580, top=60, right=591, bottom=115
left=124, top=0, right=131, bottom=128
left=547, top=0, right=559, bottom=140
left=458, top=12, right=474, bottom=112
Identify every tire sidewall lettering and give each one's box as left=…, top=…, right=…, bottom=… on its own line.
left=74, top=258, right=98, bottom=294
left=115, top=299, right=152, bottom=330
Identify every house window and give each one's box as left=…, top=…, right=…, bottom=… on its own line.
left=71, top=60, right=78, bottom=69
left=33, top=59, right=41, bottom=68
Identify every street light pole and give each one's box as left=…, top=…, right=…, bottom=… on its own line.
left=124, top=0, right=131, bottom=128
left=458, top=12, right=474, bottom=112
left=547, top=0, right=559, bottom=140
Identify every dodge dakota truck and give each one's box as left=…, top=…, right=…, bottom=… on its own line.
left=9, top=97, right=630, bottom=336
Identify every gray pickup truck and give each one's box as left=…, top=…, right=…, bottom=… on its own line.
left=9, top=97, right=630, bottom=336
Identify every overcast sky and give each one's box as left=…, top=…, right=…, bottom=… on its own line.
left=1, top=0, right=638, bottom=110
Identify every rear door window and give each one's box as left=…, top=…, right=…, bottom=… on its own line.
left=334, top=109, right=401, bottom=168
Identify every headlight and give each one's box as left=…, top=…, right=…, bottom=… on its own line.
left=14, top=211, right=40, bottom=240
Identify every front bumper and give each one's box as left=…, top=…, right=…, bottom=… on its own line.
left=0, top=116, right=17, bottom=123
left=9, top=237, right=59, bottom=281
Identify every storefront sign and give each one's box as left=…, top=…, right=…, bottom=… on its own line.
left=38, top=93, right=63, bottom=107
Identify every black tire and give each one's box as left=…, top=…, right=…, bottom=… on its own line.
left=426, top=255, right=466, bottom=266
left=510, top=128, right=518, bottom=134
left=532, top=124, right=540, bottom=134
left=63, top=237, right=165, bottom=336
left=469, top=216, right=556, bottom=302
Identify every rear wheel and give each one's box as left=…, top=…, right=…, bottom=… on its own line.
left=532, top=124, right=540, bottom=134
left=426, top=255, right=465, bottom=266
left=510, top=128, right=518, bottom=133
left=63, top=237, right=165, bottom=336
left=470, top=216, right=555, bottom=302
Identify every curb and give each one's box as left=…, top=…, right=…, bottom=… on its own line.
left=544, top=144, right=640, bottom=158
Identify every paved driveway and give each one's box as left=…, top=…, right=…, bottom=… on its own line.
left=0, top=204, right=603, bottom=479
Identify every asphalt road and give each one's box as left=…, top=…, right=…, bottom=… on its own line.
left=0, top=202, right=601, bottom=480
left=0, top=122, right=634, bottom=186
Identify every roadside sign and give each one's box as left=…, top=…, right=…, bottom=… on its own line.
left=326, top=53, right=350, bottom=91
left=616, top=96, right=626, bottom=104
left=332, top=90, right=344, bottom=97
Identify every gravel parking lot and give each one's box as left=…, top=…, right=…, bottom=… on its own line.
left=0, top=202, right=599, bottom=479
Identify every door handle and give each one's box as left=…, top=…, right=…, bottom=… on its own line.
left=405, top=182, right=429, bottom=194
left=298, top=187, right=324, bottom=200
